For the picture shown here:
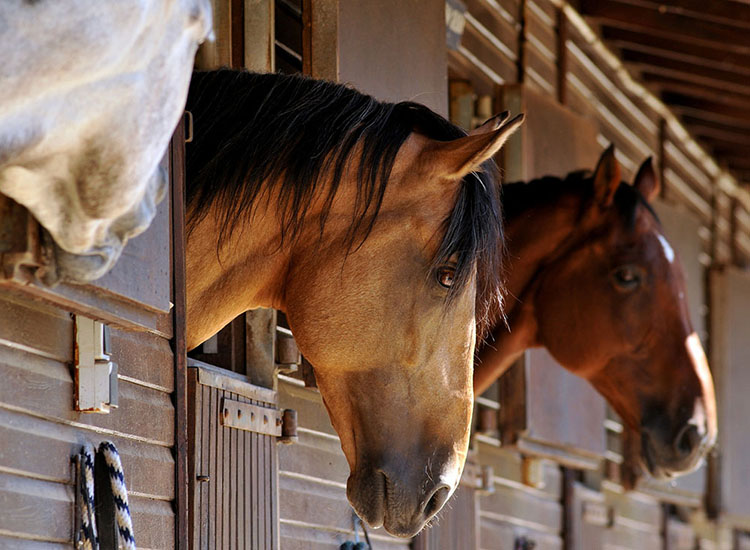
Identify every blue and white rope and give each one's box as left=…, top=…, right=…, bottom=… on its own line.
left=99, top=441, right=136, bottom=550
left=78, top=443, right=98, bottom=550
left=77, top=441, right=136, bottom=550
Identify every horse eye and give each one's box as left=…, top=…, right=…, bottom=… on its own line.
left=436, top=267, right=455, bottom=289
left=611, top=265, right=642, bottom=291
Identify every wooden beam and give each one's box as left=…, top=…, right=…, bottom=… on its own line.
left=517, top=0, right=527, bottom=83
left=603, top=26, right=750, bottom=76
left=556, top=6, right=568, bottom=105
left=579, top=0, right=750, bottom=54
left=621, top=50, right=750, bottom=96
left=612, top=0, right=750, bottom=30
left=662, top=92, right=750, bottom=123
left=680, top=116, right=750, bottom=141
left=641, top=74, right=750, bottom=110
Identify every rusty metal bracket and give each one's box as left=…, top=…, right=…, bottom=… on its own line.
left=220, top=397, right=282, bottom=437
left=279, top=409, right=298, bottom=444
left=0, top=194, right=45, bottom=283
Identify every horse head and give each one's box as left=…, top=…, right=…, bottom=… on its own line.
left=281, top=114, right=523, bottom=536
left=185, top=72, right=523, bottom=537
left=528, top=147, right=717, bottom=479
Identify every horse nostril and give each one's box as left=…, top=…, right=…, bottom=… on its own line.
left=423, top=484, right=450, bottom=520
left=675, top=424, right=702, bottom=457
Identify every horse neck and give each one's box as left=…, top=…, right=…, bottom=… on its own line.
left=475, top=180, right=584, bottom=390
left=501, top=180, right=584, bottom=319
left=185, top=199, right=292, bottom=349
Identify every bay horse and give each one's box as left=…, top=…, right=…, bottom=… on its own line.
left=474, top=147, right=717, bottom=483
left=184, top=70, right=523, bottom=537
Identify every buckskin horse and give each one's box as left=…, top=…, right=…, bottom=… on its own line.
left=474, top=147, right=717, bottom=483
left=184, top=70, right=523, bottom=536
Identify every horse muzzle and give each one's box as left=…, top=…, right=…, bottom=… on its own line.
left=346, top=462, right=457, bottom=538
left=640, top=417, right=714, bottom=478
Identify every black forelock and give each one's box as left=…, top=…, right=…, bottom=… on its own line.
left=185, top=69, right=504, bottom=337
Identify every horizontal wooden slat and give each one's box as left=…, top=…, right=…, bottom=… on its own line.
left=0, top=473, right=71, bottom=542
left=0, top=407, right=174, bottom=499
left=0, top=293, right=72, bottom=363
left=0, top=346, right=174, bottom=446
left=0, top=535, right=71, bottom=550
left=111, top=328, right=174, bottom=392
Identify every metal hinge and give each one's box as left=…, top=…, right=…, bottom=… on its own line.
left=75, top=316, right=118, bottom=413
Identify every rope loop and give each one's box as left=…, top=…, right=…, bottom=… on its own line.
left=76, top=441, right=136, bottom=550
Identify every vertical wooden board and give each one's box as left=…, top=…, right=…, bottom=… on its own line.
left=337, top=0, right=448, bottom=116
left=223, top=391, right=231, bottom=548
left=567, top=482, right=607, bottom=550
left=711, top=267, right=750, bottom=520
left=521, top=349, right=607, bottom=464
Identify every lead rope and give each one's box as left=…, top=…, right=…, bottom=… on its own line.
left=339, top=513, right=372, bottom=550
left=78, top=444, right=98, bottom=550
left=76, top=442, right=136, bottom=550
left=98, top=442, right=136, bottom=550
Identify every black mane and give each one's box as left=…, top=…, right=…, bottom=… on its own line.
left=502, top=170, right=659, bottom=229
left=185, top=69, right=504, bottom=336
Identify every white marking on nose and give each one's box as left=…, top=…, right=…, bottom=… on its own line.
left=657, top=233, right=675, bottom=264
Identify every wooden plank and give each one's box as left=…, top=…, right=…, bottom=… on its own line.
left=194, top=362, right=277, bottom=404
left=127, top=496, right=176, bottom=550
left=110, top=327, right=174, bottom=392
left=170, top=117, right=189, bottom=549
left=0, top=408, right=174, bottom=499
left=0, top=353, right=174, bottom=445
left=94, top=189, right=171, bottom=315
left=0, top=473, right=71, bottom=542
left=623, top=51, right=750, bottom=96
left=0, top=293, right=72, bottom=362
left=579, top=0, right=750, bottom=53
left=479, top=482, right=562, bottom=534
left=604, top=27, right=750, bottom=76
left=0, top=535, right=70, bottom=549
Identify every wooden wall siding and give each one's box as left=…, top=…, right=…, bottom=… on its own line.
left=475, top=441, right=563, bottom=550
left=451, top=0, right=750, bottom=262
left=413, top=484, right=479, bottom=550
left=710, top=267, right=750, bottom=528
left=602, top=488, right=662, bottom=550
left=276, top=376, right=411, bottom=549
left=188, top=368, right=279, bottom=550
left=448, top=0, right=519, bottom=94
left=0, top=293, right=175, bottom=549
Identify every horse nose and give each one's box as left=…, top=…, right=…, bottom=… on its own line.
left=674, top=422, right=706, bottom=461
left=379, top=468, right=453, bottom=537
left=347, top=462, right=457, bottom=538
left=422, top=483, right=451, bottom=520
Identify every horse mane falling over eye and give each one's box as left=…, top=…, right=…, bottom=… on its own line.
left=185, top=69, right=505, bottom=337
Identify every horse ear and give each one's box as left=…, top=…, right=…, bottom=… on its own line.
left=633, top=157, right=660, bottom=203
left=468, top=111, right=510, bottom=136
left=426, top=113, right=524, bottom=180
left=593, top=145, right=621, bottom=207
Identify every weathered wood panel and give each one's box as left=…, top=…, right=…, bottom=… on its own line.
left=710, top=267, right=750, bottom=528
left=0, top=292, right=175, bottom=548
left=188, top=366, right=279, bottom=549
left=475, top=441, right=563, bottom=549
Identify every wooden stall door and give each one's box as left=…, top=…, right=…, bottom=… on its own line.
left=188, top=362, right=281, bottom=550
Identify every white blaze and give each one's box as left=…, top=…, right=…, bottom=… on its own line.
left=657, top=234, right=675, bottom=264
